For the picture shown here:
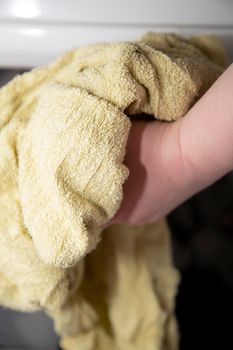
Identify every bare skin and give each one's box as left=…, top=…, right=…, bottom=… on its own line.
left=102, top=63, right=233, bottom=228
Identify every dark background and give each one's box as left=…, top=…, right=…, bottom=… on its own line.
left=169, top=173, right=233, bottom=350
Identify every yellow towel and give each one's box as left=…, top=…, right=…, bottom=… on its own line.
left=0, top=33, right=227, bottom=350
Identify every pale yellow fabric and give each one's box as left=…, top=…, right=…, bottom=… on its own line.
left=0, top=33, right=226, bottom=349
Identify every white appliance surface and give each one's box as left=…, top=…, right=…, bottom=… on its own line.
left=0, top=0, right=232, bottom=68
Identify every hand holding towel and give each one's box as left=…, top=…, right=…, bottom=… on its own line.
left=0, top=32, right=227, bottom=349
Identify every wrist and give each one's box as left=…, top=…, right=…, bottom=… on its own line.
left=179, top=63, right=233, bottom=193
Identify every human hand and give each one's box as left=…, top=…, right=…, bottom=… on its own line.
left=102, top=63, right=233, bottom=228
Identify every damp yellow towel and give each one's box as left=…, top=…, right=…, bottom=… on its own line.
left=0, top=33, right=227, bottom=350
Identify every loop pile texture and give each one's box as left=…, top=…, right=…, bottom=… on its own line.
left=0, top=33, right=226, bottom=349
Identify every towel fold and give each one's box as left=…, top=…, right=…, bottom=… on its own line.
left=0, top=32, right=227, bottom=349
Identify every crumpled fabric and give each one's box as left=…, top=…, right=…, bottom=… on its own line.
left=0, top=32, right=227, bottom=349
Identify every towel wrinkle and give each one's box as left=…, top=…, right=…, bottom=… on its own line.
left=0, top=52, right=75, bottom=131
left=0, top=32, right=227, bottom=349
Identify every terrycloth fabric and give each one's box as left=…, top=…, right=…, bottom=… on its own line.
left=0, top=33, right=227, bottom=349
